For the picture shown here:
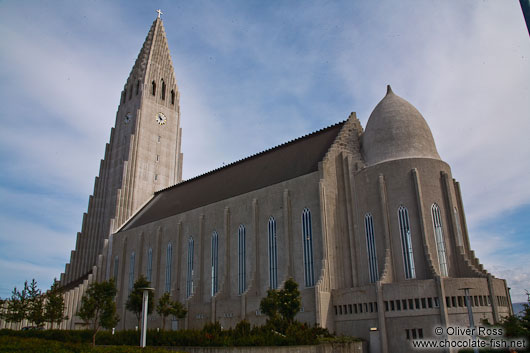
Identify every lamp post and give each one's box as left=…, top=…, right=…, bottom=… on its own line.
left=139, top=287, right=154, bottom=348
left=459, top=287, right=478, bottom=353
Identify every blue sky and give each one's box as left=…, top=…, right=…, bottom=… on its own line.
left=0, top=1, right=529, bottom=302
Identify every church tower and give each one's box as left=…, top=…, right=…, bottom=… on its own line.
left=61, top=14, right=183, bottom=286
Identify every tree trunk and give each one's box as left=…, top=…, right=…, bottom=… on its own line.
left=162, top=316, right=166, bottom=331
left=92, top=326, right=99, bottom=347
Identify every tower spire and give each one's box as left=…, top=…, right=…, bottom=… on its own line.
left=60, top=15, right=183, bottom=286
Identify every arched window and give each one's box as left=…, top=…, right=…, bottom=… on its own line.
left=186, top=237, right=194, bottom=298
left=161, top=79, right=166, bottom=100
left=171, top=89, right=175, bottom=105
left=431, top=204, right=448, bottom=276
left=165, top=242, right=172, bottom=293
left=151, top=81, right=156, bottom=96
left=364, top=213, right=379, bottom=283
left=238, top=225, right=246, bottom=295
left=268, top=217, right=278, bottom=289
left=302, top=208, right=315, bottom=287
left=211, top=231, right=219, bottom=296
left=128, top=251, right=135, bottom=292
left=136, top=80, right=140, bottom=95
left=146, top=247, right=153, bottom=282
left=398, top=206, right=416, bottom=279
left=113, top=256, right=119, bottom=279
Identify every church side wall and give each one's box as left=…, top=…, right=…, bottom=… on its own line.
left=109, top=171, right=323, bottom=330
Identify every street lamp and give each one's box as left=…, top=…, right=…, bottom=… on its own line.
left=139, top=287, right=155, bottom=348
left=459, top=287, right=478, bottom=353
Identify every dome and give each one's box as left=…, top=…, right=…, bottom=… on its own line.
left=362, top=86, right=440, bottom=166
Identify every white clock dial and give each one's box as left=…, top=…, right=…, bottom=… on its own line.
left=155, top=112, right=167, bottom=125
left=125, top=112, right=133, bottom=123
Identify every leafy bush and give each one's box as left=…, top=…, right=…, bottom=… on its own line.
left=0, top=320, right=349, bottom=347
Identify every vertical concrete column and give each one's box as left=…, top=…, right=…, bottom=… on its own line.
left=435, top=276, right=453, bottom=353
left=412, top=168, right=439, bottom=277
left=106, top=235, right=114, bottom=280
left=441, top=172, right=464, bottom=275
left=65, top=263, right=71, bottom=284
left=223, top=207, right=231, bottom=295
left=318, top=180, right=332, bottom=290
left=342, top=154, right=359, bottom=287
left=70, top=287, right=79, bottom=330
left=198, top=214, right=205, bottom=301
left=138, top=232, right=145, bottom=279
left=60, top=291, right=69, bottom=329
left=97, top=254, right=104, bottom=282
left=454, top=181, right=472, bottom=253
left=119, top=238, right=128, bottom=330
left=252, top=198, right=260, bottom=296
left=283, top=189, right=293, bottom=278
left=375, top=282, right=389, bottom=353
left=175, top=224, right=182, bottom=298
left=65, top=289, right=73, bottom=329
left=377, top=174, right=394, bottom=282
left=487, top=275, right=500, bottom=324
left=154, top=227, right=162, bottom=294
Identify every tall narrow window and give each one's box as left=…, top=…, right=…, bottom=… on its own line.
left=128, top=251, right=135, bottom=292
left=268, top=217, right=278, bottom=289
left=165, top=242, right=172, bottom=293
left=121, top=90, right=126, bottom=104
left=186, top=237, right=194, bottom=298
left=161, top=79, right=166, bottom=100
left=171, top=89, right=175, bottom=105
left=128, top=85, right=132, bottom=100
left=302, top=208, right=315, bottom=287
left=151, top=81, right=156, bottom=96
left=432, top=204, right=448, bottom=276
left=398, top=206, right=416, bottom=279
left=146, top=247, right=153, bottom=282
left=364, top=213, right=379, bottom=283
left=238, top=225, right=246, bottom=295
left=136, top=80, right=140, bottom=95
left=113, top=256, right=119, bottom=279
left=211, top=231, right=219, bottom=296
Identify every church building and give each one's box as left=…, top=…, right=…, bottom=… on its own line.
left=54, top=15, right=512, bottom=353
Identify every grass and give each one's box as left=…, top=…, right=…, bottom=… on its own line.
left=0, top=336, right=184, bottom=353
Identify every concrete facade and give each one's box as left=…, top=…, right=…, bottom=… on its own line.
left=47, top=16, right=513, bottom=353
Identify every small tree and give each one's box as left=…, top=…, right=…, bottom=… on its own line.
left=77, top=279, right=119, bottom=346
left=26, top=279, right=45, bottom=328
left=277, top=278, right=301, bottom=325
left=126, top=275, right=153, bottom=328
left=172, top=299, right=187, bottom=323
left=4, top=282, right=29, bottom=326
left=156, top=292, right=172, bottom=330
left=45, top=279, right=68, bottom=329
left=260, top=288, right=281, bottom=326
left=259, top=278, right=301, bottom=333
left=156, top=292, right=187, bottom=330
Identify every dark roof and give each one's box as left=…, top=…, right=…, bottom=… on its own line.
left=120, top=121, right=345, bottom=231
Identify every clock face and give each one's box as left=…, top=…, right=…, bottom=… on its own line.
left=124, top=112, right=132, bottom=123
left=155, top=112, right=167, bottom=125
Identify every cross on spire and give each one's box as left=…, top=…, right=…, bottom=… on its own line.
left=156, top=9, right=163, bottom=18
